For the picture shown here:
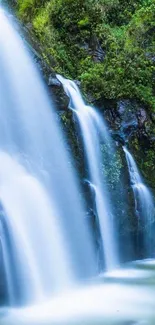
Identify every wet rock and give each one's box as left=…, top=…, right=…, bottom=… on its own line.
left=103, top=99, right=139, bottom=143
left=98, top=97, right=155, bottom=192
left=117, top=100, right=138, bottom=133
left=48, top=86, right=69, bottom=111
left=137, top=108, right=147, bottom=127
left=48, top=76, right=61, bottom=87
left=103, top=99, right=153, bottom=144
left=74, top=80, right=81, bottom=87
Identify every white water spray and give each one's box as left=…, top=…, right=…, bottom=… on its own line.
left=0, top=152, right=74, bottom=304
left=0, top=7, right=96, bottom=305
left=57, top=75, right=118, bottom=271
left=123, top=147, right=155, bottom=256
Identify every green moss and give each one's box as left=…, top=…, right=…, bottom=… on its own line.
left=130, top=136, right=155, bottom=190
left=15, top=0, right=155, bottom=111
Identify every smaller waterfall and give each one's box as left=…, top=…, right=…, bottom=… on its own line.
left=123, top=147, right=155, bottom=256
left=57, top=75, right=118, bottom=271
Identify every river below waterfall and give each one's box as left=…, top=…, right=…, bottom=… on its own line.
left=1, top=259, right=155, bottom=325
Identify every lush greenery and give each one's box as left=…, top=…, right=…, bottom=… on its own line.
left=15, top=0, right=155, bottom=110
left=11, top=0, right=155, bottom=190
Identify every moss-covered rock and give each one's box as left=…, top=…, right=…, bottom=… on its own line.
left=11, top=0, right=155, bottom=112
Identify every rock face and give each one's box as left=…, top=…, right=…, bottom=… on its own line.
left=98, top=98, right=155, bottom=191
left=79, top=35, right=105, bottom=63
left=101, top=98, right=155, bottom=261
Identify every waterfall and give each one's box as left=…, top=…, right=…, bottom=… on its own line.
left=0, top=7, right=96, bottom=305
left=57, top=75, right=119, bottom=271
left=0, top=152, right=74, bottom=304
left=123, top=147, right=155, bottom=256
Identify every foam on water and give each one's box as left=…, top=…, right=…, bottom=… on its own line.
left=1, top=260, right=155, bottom=325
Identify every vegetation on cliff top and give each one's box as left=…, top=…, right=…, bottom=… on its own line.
left=15, top=0, right=155, bottom=111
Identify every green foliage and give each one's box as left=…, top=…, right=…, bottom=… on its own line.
left=16, top=0, right=155, bottom=110
left=17, top=0, right=41, bottom=19
left=130, top=137, right=155, bottom=189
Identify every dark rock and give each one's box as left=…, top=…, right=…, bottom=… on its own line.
left=89, top=35, right=105, bottom=63
left=74, top=80, right=81, bottom=87
left=48, top=85, right=69, bottom=111
left=48, top=76, right=61, bottom=87
left=151, top=113, right=155, bottom=122
left=145, top=52, right=155, bottom=62
left=117, top=100, right=138, bottom=127
left=79, top=35, right=105, bottom=63
left=117, top=101, right=127, bottom=115
left=103, top=99, right=139, bottom=142
left=80, top=42, right=89, bottom=51
left=137, top=108, right=147, bottom=127
left=102, top=99, right=154, bottom=145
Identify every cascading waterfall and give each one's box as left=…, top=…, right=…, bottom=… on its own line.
left=0, top=7, right=96, bottom=305
left=1, top=5, right=155, bottom=325
left=123, top=146, right=155, bottom=256
left=57, top=75, right=118, bottom=271
left=0, top=152, right=74, bottom=304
